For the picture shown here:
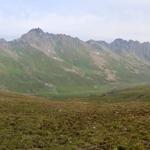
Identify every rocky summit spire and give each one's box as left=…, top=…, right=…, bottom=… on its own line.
left=20, top=28, right=45, bottom=41
left=28, top=28, right=44, bottom=34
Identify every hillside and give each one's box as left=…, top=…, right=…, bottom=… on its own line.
left=80, top=85, right=150, bottom=102
left=0, top=88, right=150, bottom=149
left=1, top=28, right=150, bottom=97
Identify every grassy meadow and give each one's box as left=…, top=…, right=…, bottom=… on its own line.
left=0, top=87, right=150, bottom=149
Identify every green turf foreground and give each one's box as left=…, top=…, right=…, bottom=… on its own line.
left=0, top=91, right=150, bottom=149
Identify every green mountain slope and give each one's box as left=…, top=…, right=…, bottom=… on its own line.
left=99, top=85, right=150, bottom=102
left=0, top=28, right=150, bottom=97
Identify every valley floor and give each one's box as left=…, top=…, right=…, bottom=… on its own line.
left=0, top=91, right=150, bottom=149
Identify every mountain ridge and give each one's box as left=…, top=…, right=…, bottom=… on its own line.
left=2, top=28, right=150, bottom=44
left=0, top=28, right=150, bottom=97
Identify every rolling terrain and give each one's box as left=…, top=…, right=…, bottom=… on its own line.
left=0, top=86, right=150, bottom=149
left=1, top=28, right=150, bottom=97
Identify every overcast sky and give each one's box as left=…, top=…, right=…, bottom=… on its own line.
left=0, top=0, right=150, bottom=42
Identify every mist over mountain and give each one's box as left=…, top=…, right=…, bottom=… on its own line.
left=0, top=28, right=150, bottom=97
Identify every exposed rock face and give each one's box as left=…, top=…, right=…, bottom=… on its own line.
left=110, top=39, right=150, bottom=63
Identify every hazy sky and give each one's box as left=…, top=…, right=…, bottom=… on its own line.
left=0, top=0, right=150, bottom=42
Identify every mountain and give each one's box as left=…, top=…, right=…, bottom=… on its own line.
left=0, top=28, right=150, bottom=97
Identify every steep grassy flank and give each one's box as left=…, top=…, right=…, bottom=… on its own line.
left=1, top=29, right=150, bottom=97
left=0, top=91, right=150, bottom=149
left=98, top=85, right=150, bottom=102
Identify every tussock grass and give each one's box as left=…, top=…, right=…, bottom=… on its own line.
left=0, top=90, right=150, bottom=149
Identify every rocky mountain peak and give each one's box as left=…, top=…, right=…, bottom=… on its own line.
left=28, top=28, right=44, bottom=34
left=20, top=28, right=45, bottom=40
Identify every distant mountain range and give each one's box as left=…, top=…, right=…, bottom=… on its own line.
left=0, top=28, right=150, bottom=97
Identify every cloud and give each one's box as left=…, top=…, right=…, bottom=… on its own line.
left=0, top=0, right=150, bottom=42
